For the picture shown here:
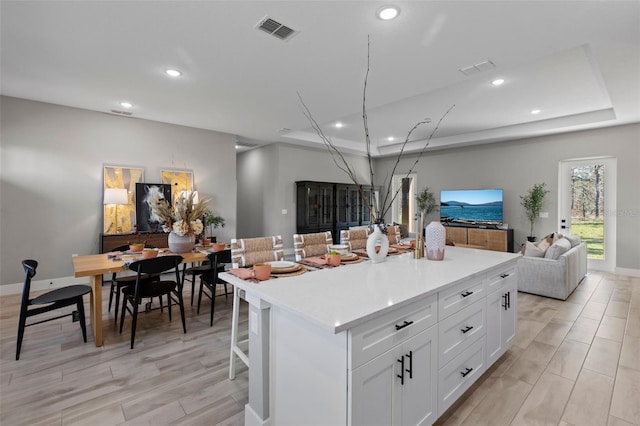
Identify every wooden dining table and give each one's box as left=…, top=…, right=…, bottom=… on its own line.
left=72, top=250, right=207, bottom=346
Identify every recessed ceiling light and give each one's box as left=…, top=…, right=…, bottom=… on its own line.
left=387, top=136, right=395, bottom=142
left=335, top=122, right=344, bottom=128
left=491, top=78, right=505, bottom=86
left=377, top=6, right=400, bottom=20
left=165, top=69, right=182, bottom=77
left=531, top=109, right=541, bottom=115
left=119, top=101, right=133, bottom=108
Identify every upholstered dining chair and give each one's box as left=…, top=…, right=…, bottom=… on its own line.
left=386, top=225, right=402, bottom=245
left=293, top=231, right=333, bottom=261
left=16, top=260, right=92, bottom=360
left=119, top=255, right=185, bottom=349
left=340, top=228, right=371, bottom=250
left=197, top=249, right=232, bottom=326
left=107, top=244, right=157, bottom=324
left=230, top=235, right=284, bottom=267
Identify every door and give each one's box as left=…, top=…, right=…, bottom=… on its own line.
left=559, top=158, right=616, bottom=272
left=391, top=173, right=417, bottom=234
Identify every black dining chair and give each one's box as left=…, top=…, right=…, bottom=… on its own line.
left=197, top=249, right=232, bottom=326
left=16, top=260, right=92, bottom=360
left=119, top=255, right=185, bottom=349
left=107, top=244, right=157, bottom=324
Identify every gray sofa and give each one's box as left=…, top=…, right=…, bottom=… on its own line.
left=516, top=237, right=587, bottom=300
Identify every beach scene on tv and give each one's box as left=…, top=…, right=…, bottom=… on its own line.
left=440, top=189, right=504, bottom=227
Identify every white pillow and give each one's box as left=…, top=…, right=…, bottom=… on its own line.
left=524, top=241, right=546, bottom=257
left=545, top=237, right=572, bottom=259
left=564, top=234, right=582, bottom=248
left=536, top=239, right=551, bottom=253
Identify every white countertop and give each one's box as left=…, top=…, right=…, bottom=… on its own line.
left=220, top=246, right=520, bottom=334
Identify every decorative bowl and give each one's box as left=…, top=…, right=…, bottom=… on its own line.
left=212, top=242, right=227, bottom=252
left=129, top=244, right=144, bottom=252
left=142, top=248, right=159, bottom=259
left=329, top=244, right=349, bottom=254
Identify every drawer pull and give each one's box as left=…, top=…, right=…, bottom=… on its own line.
left=500, top=273, right=510, bottom=279
left=395, top=320, right=414, bottom=331
left=460, top=367, right=473, bottom=378
left=461, top=291, right=474, bottom=298
left=461, top=325, right=474, bottom=334
left=397, top=356, right=405, bottom=385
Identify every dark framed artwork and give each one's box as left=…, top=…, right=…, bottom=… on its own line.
left=135, top=183, right=172, bottom=232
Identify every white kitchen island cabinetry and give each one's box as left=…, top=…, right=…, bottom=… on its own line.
left=221, top=247, right=520, bottom=426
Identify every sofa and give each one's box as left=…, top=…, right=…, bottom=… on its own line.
left=516, top=233, right=588, bottom=300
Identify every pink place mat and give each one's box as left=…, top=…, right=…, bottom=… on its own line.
left=390, top=244, right=411, bottom=250
left=303, top=256, right=328, bottom=266
left=229, top=268, right=253, bottom=280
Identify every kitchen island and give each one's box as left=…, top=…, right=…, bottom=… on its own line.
left=221, top=246, right=520, bottom=426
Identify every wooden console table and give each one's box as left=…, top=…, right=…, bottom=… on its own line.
left=101, top=232, right=169, bottom=253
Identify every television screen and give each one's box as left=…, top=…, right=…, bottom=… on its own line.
left=440, top=189, right=503, bottom=226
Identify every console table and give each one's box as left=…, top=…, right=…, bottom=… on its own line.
left=221, top=247, right=520, bottom=425
left=100, top=232, right=169, bottom=253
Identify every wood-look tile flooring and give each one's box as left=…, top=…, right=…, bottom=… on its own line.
left=1, top=271, right=638, bottom=425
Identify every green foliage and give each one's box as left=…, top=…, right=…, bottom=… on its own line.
left=520, top=182, right=549, bottom=237
left=416, top=187, right=437, bottom=214
left=571, top=221, right=604, bottom=259
left=203, top=210, right=225, bottom=228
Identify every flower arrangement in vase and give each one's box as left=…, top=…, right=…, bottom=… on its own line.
left=149, top=191, right=210, bottom=252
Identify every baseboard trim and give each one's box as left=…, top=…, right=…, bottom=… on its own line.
left=614, top=267, right=640, bottom=278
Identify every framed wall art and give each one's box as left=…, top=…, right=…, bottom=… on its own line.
left=103, top=165, right=144, bottom=234
left=161, top=169, right=194, bottom=202
left=135, top=183, right=172, bottom=232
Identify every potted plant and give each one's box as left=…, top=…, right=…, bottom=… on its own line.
left=203, top=209, right=225, bottom=242
left=520, top=182, right=549, bottom=242
left=415, top=187, right=437, bottom=258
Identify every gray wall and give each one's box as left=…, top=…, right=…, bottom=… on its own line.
left=375, top=123, right=640, bottom=271
left=1, top=96, right=237, bottom=288
left=237, top=143, right=371, bottom=248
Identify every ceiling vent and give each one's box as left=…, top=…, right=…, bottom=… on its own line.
left=110, top=109, right=133, bottom=116
left=459, top=59, right=496, bottom=76
left=255, top=16, right=298, bottom=41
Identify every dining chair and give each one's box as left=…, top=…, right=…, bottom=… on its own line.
left=339, top=228, right=371, bottom=250
left=386, top=225, right=402, bottom=244
left=230, top=235, right=284, bottom=267
left=119, top=255, right=185, bottom=349
left=197, top=249, right=232, bottom=326
left=107, top=244, right=157, bottom=324
left=293, top=231, right=333, bottom=261
left=16, top=260, right=92, bottom=360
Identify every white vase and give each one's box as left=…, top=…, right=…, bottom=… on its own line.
left=168, top=232, right=196, bottom=253
left=366, top=225, right=390, bottom=263
left=425, top=221, right=446, bottom=260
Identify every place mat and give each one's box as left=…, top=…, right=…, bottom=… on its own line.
left=341, top=256, right=364, bottom=265
left=339, top=253, right=360, bottom=262
left=229, top=268, right=253, bottom=280
left=271, top=266, right=308, bottom=278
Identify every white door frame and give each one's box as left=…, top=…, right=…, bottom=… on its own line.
left=558, top=157, right=616, bottom=272
left=391, top=173, right=417, bottom=234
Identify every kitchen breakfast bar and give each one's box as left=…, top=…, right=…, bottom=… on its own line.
left=220, top=247, right=520, bottom=426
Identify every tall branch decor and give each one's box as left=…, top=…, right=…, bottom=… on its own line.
left=298, top=37, right=455, bottom=226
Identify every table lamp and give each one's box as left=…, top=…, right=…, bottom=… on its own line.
left=104, top=188, right=128, bottom=233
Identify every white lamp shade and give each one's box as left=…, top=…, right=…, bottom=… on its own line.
left=104, top=188, right=128, bottom=205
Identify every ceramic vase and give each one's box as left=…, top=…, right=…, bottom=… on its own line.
left=168, top=232, right=196, bottom=253
left=366, top=225, right=390, bottom=263
left=425, top=221, right=446, bottom=260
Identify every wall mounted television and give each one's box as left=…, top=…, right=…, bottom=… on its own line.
left=440, top=188, right=503, bottom=227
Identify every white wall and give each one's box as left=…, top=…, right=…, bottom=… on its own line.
left=374, top=123, right=640, bottom=271
left=1, top=96, right=237, bottom=288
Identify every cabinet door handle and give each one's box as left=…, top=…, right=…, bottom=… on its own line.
left=502, top=293, right=508, bottom=310
left=406, top=350, right=413, bottom=379
left=397, top=356, right=405, bottom=385
left=500, top=273, right=510, bottom=279
left=460, top=367, right=473, bottom=378
left=461, top=291, right=474, bottom=298
left=461, top=325, right=474, bottom=334
left=507, top=291, right=511, bottom=309
left=395, top=320, right=414, bottom=331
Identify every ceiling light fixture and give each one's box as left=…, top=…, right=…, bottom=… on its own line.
left=165, top=69, right=182, bottom=77
left=119, top=101, right=133, bottom=108
left=491, top=78, right=505, bottom=86
left=531, top=109, right=541, bottom=115
left=387, top=137, right=395, bottom=142
left=335, top=122, right=344, bottom=128
left=377, top=6, right=400, bottom=20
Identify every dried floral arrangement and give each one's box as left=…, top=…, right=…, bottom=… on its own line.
left=149, top=191, right=209, bottom=236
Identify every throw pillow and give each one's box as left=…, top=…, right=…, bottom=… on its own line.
left=524, top=241, right=546, bottom=257
left=564, top=233, right=582, bottom=248
left=536, top=239, right=551, bottom=253
left=545, top=237, right=572, bottom=259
